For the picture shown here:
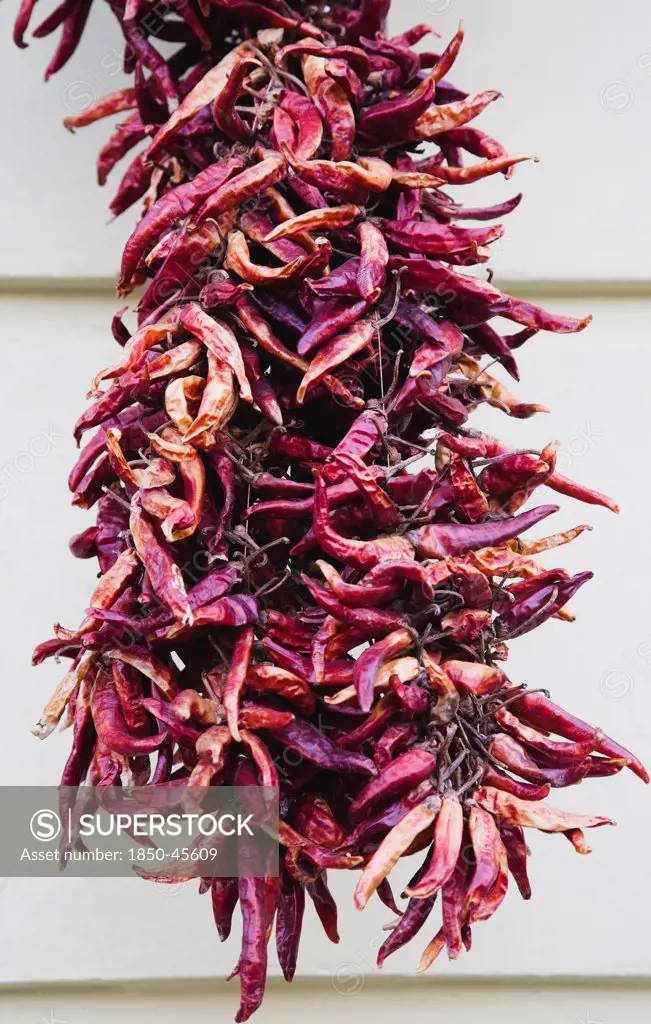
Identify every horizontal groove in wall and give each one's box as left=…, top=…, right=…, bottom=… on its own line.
left=0, top=278, right=650, bottom=299
left=2, top=974, right=650, bottom=995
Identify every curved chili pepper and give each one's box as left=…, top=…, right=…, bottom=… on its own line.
left=377, top=895, right=436, bottom=966
left=482, top=765, right=551, bottom=802
left=306, top=873, right=340, bottom=943
left=264, top=718, right=377, bottom=776
left=510, top=692, right=649, bottom=783
left=180, top=303, right=253, bottom=402
left=211, top=878, right=240, bottom=941
left=495, top=571, right=593, bottom=639
left=276, top=874, right=305, bottom=982
left=279, top=90, right=323, bottom=160
left=223, top=627, right=255, bottom=741
left=409, top=504, right=558, bottom=559
left=315, top=560, right=399, bottom=608
left=332, top=451, right=399, bottom=528
left=489, top=734, right=591, bottom=789
left=476, top=787, right=613, bottom=833
left=235, top=877, right=268, bottom=1023
left=130, top=497, right=193, bottom=624
left=352, top=628, right=415, bottom=711
left=359, top=24, right=464, bottom=138
left=405, top=794, right=464, bottom=898
left=302, top=573, right=406, bottom=634
left=495, top=706, right=599, bottom=764
left=354, top=797, right=440, bottom=910
left=313, top=473, right=415, bottom=569
left=119, top=157, right=246, bottom=290
left=349, top=749, right=437, bottom=822
left=60, top=684, right=96, bottom=786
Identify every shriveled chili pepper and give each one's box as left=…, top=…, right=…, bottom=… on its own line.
left=90, top=669, right=170, bottom=756
left=235, top=876, right=268, bottom=1023
left=511, top=691, right=649, bottom=783
left=354, top=797, right=441, bottom=910
left=494, top=570, right=593, bottom=639
left=60, top=682, right=96, bottom=786
left=154, top=594, right=259, bottom=641
left=315, top=560, right=398, bottom=608
left=265, top=718, right=377, bottom=776
left=211, top=877, right=240, bottom=941
left=349, top=749, right=437, bottom=822
left=499, top=825, right=532, bottom=899
left=130, top=496, right=193, bottom=624
left=278, top=90, right=323, bottom=160
left=377, top=895, right=437, bottom=966
left=244, top=476, right=366, bottom=522
left=145, top=45, right=253, bottom=159
left=313, top=473, right=415, bottom=568
left=331, top=452, right=398, bottom=528
left=482, top=765, right=551, bottom=802
left=297, top=298, right=371, bottom=357
left=359, top=25, right=464, bottom=138
left=302, top=54, right=355, bottom=160
left=405, top=794, right=464, bottom=898
left=222, top=627, right=255, bottom=741
left=265, top=204, right=361, bottom=244
left=352, top=627, right=415, bottom=711
left=443, top=660, right=506, bottom=697
left=490, top=733, right=591, bottom=789
left=275, top=874, right=305, bottom=982
left=302, top=573, right=406, bottom=634
left=191, top=154, right=287, bottom=231
left=297, top=318, right=374, bottom=403
left=409, top=504, right=558, bottom=559
left=180, top=302, right=253, bottom=402
left=119, top=158, right=246, bottom=290
left=476, top=787, right=613, bottom=833
left=495, top=706, right=599, bottom=764
left=236, top=296, right=361, bottom=407
left=306, top=873, right=339, bottom=943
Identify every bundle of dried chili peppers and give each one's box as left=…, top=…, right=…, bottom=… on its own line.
left=15, top=2, right=647, bottom=1019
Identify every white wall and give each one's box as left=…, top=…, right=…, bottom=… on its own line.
left=1, top=0, right=650, bottom=1019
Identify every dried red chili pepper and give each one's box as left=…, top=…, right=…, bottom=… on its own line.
left=355, top=798, right=441, bottom=910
